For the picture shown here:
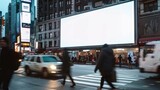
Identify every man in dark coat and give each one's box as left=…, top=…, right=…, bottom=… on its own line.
left=95, top=44, right=116, bottom=90
left=118, top=54, right=122, bottom=67
left=61, top=49, right=76, bottom=87
left=0, top=37, right=16, bottom=90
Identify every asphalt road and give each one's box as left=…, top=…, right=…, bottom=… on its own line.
left=10, top=64, right=160, bottom=90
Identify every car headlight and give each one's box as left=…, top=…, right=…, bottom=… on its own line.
left=50, top=65, right=56, bottom=70
left=19, top=59, right=22, bottom=62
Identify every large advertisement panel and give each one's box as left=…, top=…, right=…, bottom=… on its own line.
left=21, top=28, right=30, bottom=42
left=61, top=1, right=135, bottom=48
left=22, top=3, right=30, bottom=12
left=20, top=12, right=31, bottom=42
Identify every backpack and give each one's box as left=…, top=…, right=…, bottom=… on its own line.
left=13, top=52, right=22, bottom=70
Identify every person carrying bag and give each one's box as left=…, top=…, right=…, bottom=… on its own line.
left=95, top=44, right=117, bottom=90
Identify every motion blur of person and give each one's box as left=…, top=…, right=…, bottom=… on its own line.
left=118, top=54, right=122, bottom=67
left=127, top=54, right=132, bottom=69
left=61, top=48, right=76, bottom=87
left=94, top=44, right=116, bottom=90
left=0, top=37, right=20, bottom=90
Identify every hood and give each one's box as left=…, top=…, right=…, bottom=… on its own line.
left=102, top=47, right=113, bottom=55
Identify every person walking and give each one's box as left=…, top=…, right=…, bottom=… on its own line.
left=61, top=49, right=76, bottom=87
left=118, top=54, right=122, bottom=67
left=128, top=54, right=132, bottom=69
left=0, top=37, right=18, bottom=90
left=94, top=44, right=116, bottom=90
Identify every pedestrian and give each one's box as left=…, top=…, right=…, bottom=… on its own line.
left=118, top=54, right=122, bottom=67
left=94, top=44, right=116, bottom=90
left=0, top=37, right=18, bottom=90
left=128, top=54, right=132, bottom=69
left=61, top=48, right=76, bottom=87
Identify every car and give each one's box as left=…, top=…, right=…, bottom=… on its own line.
left=22, top=55, right=62, bottom=78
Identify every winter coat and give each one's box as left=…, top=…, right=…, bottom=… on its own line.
left=0, top=47, right=15, bottom=71
left=62, top=51, right=71, bottom=74
left=95, top=46, right=115, bottom=76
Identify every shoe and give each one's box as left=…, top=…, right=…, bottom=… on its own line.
left=61, top=82, right=65, bottom=86
left=70, top=83, right=76, bottom=88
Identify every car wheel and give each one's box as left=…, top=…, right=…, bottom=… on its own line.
left=140, top=68, right=144, bottom=73
left=42, top=69, right=49, bottom=78
left=25, top=66, right=31, bottom=76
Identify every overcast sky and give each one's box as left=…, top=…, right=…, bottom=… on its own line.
left=0, top=0, right=37, bottom=16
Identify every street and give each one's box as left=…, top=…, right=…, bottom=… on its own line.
left=12, top=64, right=160, bottom=90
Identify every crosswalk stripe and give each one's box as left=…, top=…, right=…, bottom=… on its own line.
left=73, top=77, right=126, bottom=86
left=66, top=79, right=111, bottom=88
left=73, top=76, right=133, bottom=83
left=86, top=74, right=145, bottom=80
left=76, top=75, right=140, bottom=81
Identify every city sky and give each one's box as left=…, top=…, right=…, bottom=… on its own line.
left=0, top=0, right=11, bottom=15
left=0, top=0, right=37, bottom=16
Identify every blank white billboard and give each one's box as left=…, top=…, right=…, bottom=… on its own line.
left=20, top=12, right=31, bottom=42
left=61, top=1, right=135, bottom=48
left=21, top=12, right=31, bottom=23
left=21, top=28, right=30, bottom=42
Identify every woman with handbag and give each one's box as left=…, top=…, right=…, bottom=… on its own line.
left=95, top=44, right=117, bottom=90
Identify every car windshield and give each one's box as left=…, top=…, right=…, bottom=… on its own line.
left=144, top=45, right=155, bottom=54
left=42, top=56, right=60, bottom=62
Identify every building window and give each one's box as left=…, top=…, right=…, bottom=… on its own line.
left=54, top=32, right=57, bottom=38
left=60, top=1, right=63, bottom=7
left=49, top=41, right=52, bottom=47
left=78, top=6, right=81, bottom=11
left=39, top=34, right=42, bottom=41
left=49, top=23, right=52, bottom=30
left=54, top=22, right=56, bottom=29
left=44, top=33, right=47, bottom=39
left=44, top=24, right=47, bottom=31
left=57, top=21, right=60, bottom=28
left=49, top=32, right=53, bottom=38
left=44, top=41, right=47, bottom=48
left=54, top=40, right=57, bottom=47
left=76, top=0, right=80, bottom=2
left=38, top=42, right=42, bottom=49
left=54, top=2, right=57, bottom=7
left=39, top=25, right=43, bottom=32
left=103, top=0, right=113, bottom=4
left=144, top=0, right=158, bottom=12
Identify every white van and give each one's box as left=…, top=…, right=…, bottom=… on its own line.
left=139, top=41, right=160, bottom=73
